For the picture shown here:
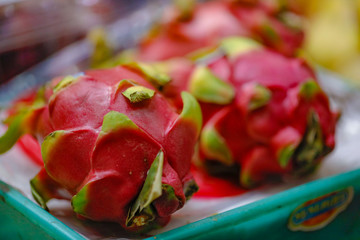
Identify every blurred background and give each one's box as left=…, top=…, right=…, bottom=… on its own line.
left=293, top=0, right=360, bottom=88
left=1, top=0, right=360, bottom=87
left=0, top=0, right=147, bottom=83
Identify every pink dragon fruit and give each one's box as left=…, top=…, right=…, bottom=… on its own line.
left=0, top=64, right=202, bottom=232
left=159, top=37, right=337, bottom=188
left=138, top=0, right=303, bottom=61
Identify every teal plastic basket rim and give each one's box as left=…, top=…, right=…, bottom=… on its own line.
left=0, top=181, right=86, bottom=240
left=2, top=168, right=360, bottom=240
left=145, top=168, right=360, bottom=240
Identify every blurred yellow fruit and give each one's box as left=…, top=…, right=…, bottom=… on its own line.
left=304, top=0, right=358, bottom=68
left=291, top=0, right=360, bottom=86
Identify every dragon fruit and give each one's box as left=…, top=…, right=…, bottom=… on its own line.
left=0, top=64, right=202, bottom=232
left=138, top=0, right=303, bottom=61
left=159, top=37, right=337, bottom=188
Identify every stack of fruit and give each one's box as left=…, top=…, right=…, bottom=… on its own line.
left=0, top=0, right=338, bottom=234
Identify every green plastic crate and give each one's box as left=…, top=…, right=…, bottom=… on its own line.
left=1, top=168, right=360, bottom=239
left=0, top=181, right=85, bottom=240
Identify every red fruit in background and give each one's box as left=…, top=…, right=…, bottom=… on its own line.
left=138, top=0, right=303, bottom=61
left=161, top=37, right=337, bottom=188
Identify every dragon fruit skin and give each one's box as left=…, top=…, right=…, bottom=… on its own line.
left=0, top=65, right=202, bottom=232
left=138, top=0, right=303, bottom=61
left=161, top=37, right=337, bottom=188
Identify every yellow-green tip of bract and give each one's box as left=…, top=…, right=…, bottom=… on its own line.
left=88, top=27, right=113, bottom=69
left=240, top=172, right=257, bottom=189
left=41, top=130, right=67, bottom=165
left=180, top=91, right=203, bottom=137
left=53, top=76, right=78, bottom=94
left=72, top=184, right=89, bottom=215
left=299, top=79, right=321, bottom=100
left=186, top=46, right=219, bottom=62
left=30, top=177, right=49, bottom=211
left=126, top=150, right=164, bottom=227
left=122, top=86, right=155, bottom=103
left=0, top=89, right=46, bottom=154
left=98, top=49, right=137, bottom=69
left=0, top=110, right=36, bottom=154
left=0, top=117, right=24, bottom=154
left=101, top=111, right=138, bottom=134
left=173, top=0, right=196, bottom=20
left=248, top=84, right=272, bottom=111
left=278, top=145, right=296, bottom=168
left=200, top=124, right=233, bottom=166
left=189, top=66, right=235, bottom=105
left=124, top=62, right=171, bottom=88
left=221, top=37, right=263, bottom=59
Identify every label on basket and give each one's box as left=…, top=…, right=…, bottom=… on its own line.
left=288, top=187, right=354, bottom=231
